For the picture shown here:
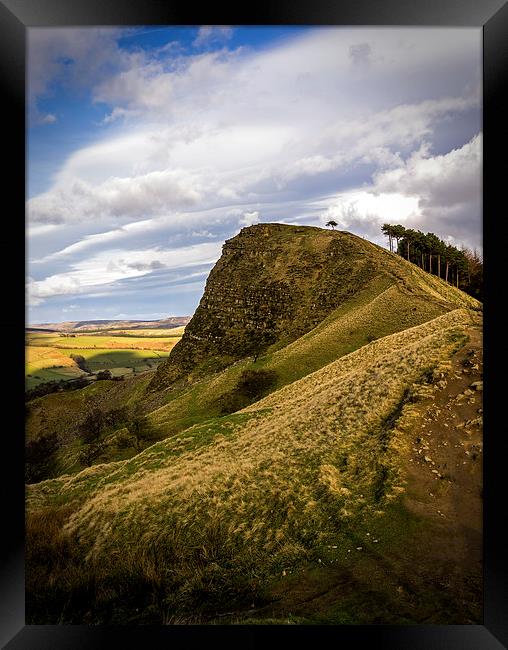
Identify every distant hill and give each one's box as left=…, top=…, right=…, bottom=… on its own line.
left=28, top=316, right=191, bottom=332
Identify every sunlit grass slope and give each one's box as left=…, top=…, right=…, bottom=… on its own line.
left=27, top=308, right=478, bottom=606
left=145, top=264, right=478, bottom=437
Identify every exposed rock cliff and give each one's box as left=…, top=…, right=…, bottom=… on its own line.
left=149, top=223, right=379, bottom=390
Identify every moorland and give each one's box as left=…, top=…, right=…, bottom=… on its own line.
left=25, top=224, right=483, bottom=625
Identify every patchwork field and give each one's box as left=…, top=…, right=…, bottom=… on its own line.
left=25, top=330, right=182, bottom=388
left=25, top=346, right=87, bottom=388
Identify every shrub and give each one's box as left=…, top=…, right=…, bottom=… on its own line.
left=217, top=369, right=278, bottom=415
left=70, top=354, right=90, bottom=373
left=78, top=441, right=105, bottom=467
left=79, top=407, right=107, bottom=443
left=25, top=432, right=60, bottom=483
left=237, top=369, right=278, bottom=398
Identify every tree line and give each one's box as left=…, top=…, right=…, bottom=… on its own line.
left=381, top=224, right=482, bottom=300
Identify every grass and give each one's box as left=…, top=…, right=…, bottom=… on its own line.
left=25, top=346, right=87, bottom=388
left=26, top=307, right=479, bottom=623
left=27, top=333, right=180, bottom=350
left=144, top=274, right=451, bottom=438
left=25, top=330, right=181, bottom=387
left=25, top=226, right=482, bottom=623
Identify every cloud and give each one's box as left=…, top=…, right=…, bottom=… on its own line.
left=349, top=42, right=372, bottom=66
left=100, top=107, right=140, bottom=125
left=28, top=27, right=482, bottom=317
left=28, top=27, right=125, bottom=125
left=373, top=133, right=482, bottom=208
left=316, top=133, right=482, bottom=251
left=319, top=192, right=420, bottom=245
left=239, top=211, right=260, bottom=226
left=28, top=28, right=481, bottom=228
left=40, top=113, right=57, bottom=124
left=193, top=26, right=233, bottom=48
left=126, top=260, right=166, bottom=271
left=27, top=241, right=222, bottom=305
left=372, top=133, right=482, bottom=248
left=28, top=168, right=202, bottom=224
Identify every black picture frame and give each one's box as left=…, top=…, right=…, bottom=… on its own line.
left=2, top=0, right=507, bottom=647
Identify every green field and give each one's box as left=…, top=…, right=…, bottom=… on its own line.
left=25, top=330, right=182, bottom=388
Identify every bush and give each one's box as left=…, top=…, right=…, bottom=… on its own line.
left=237, top=369, right=278, bottom=398
left=217, top=369, right=278, bottom=415
left=96, top=369, right=112, bottom=381
left=78, top=441, right=105, bottom=467
left=127, top=406, right=156, bottom=450
left=79, top=407, right=107, bottom=443
left=70, top=354, right=90, bottom=373
left=25, top=432, right=60, bottom=483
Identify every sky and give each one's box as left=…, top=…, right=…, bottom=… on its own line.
left=27, top=26, right=482, bottom=324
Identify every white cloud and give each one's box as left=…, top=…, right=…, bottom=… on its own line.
left=373, top=133, right=482, bottom=208
left=319, top=191, right=420, bottom=245
left=193, top=26, right=233, bottom=48
left=28, top=168, right=202, bottom=224
left=28, top=27, right=482, bottom=316
left=28, top=27, right=480, bottom=228
left=100, top=107, right=140, bottom=125
left=27, top=241, right=222, bottom=305
left=40, top=113, right=57, bottom=124
left=239, top=211, right=260, bottom=226
left=317, top=133, right=482, bottom=250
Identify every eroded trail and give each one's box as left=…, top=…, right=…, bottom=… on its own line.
left=229, top=325, right=483, bottom=625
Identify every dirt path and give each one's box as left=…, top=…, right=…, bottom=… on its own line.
left=225, top=324, right=483, bottom=625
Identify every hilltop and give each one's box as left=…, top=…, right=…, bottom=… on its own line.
left=25, top=224, right=482, bottom=625
left=150, top=223, right=478, bottom=390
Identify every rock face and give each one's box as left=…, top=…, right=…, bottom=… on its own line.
left=149, top=223, right=378, bottom=390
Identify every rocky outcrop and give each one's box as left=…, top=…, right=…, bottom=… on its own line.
left=149, top=223, right=378, bottom=390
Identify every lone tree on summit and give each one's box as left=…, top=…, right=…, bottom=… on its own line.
left=325, top=220, right=338, bottom=230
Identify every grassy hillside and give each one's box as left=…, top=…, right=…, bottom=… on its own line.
left=150, top=225, right=479, bottom=390
left=25, top=225, right=482, bottom=624
left=25, top=226, right=481, bottom=475
left=26, top=307, right=480, bottom=623
left=146, top=264, right=478, bottom=439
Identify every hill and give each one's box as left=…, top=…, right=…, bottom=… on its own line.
left=28, top=316, right=191, bottom=332
left=25, top=224, right=482, bottom=625
left=150, top=223, right=478, bottom=392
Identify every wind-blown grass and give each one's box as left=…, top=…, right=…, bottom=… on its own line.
left=26, top=307, right=479, bottom=622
